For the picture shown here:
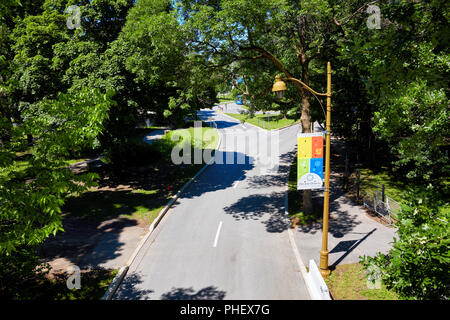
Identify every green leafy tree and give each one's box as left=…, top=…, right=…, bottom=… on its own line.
left=361, top=187, right=450, bottom=299
left=0, top=88, right=114, bottom=295
left=179, top=0, right=349, bottom=213
left=336, top=0, right=449, bottom=181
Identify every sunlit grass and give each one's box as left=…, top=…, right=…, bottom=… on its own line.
left=0, top=158, right=88, bottom=179
left=225, top=112, right=299, bottom=130
left=349, top=168, right=408, bottom=202
left=325, top=263, right=399, bottom=300
left=166, top=126, right=219, bottom=150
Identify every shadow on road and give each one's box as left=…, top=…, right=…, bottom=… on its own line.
left=213, top=120, right=240, bottom=128
left=161, top=286, right=226, bottom=300
left=220, top=150, right=296, bottom=233
left=179, top=151, right=255, bottom=199
left=223, top=191, right=289, bottom=233
left=113, top=272, right=154, bottom=300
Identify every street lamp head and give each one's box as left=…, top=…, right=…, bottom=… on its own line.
left=272, top=75, right=287, bottom=99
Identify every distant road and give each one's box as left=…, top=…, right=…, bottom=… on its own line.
left=214, top=102, right=280, bottom=115
left=114, top=108, right=309, bottom=300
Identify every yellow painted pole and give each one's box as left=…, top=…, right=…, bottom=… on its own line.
left=319, top=62, right=332, bottom=278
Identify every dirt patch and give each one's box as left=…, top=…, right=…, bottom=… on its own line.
left=38, top=213, right=146, bottom=276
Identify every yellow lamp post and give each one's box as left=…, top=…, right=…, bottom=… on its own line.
left=272, top=62, right=332, bottom=278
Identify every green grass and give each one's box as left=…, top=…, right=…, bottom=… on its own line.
left=287, top=156, right=322, bottom=225
left=64, top=124, right=220, bottom=226
left=218, top=98, right=236, bottom=103
left=64, top=188, right=167, bottom=225
left=325, top=263, right=399, bottom=300
left=225, top=112, right=299, bottom=130
left=348, top=167, right=449, bottom=217
left=165, top=126, right=219, bottom=150
left=349, top=168, right=408, bottom=202
left=0, top=157, right=89, bottom=180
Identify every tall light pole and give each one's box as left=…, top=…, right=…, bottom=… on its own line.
left=272, top=62, right=332, bottom=278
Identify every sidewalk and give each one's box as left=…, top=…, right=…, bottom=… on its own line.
left=292, top=137, right=397, bottom=268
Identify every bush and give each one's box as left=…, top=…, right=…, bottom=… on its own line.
left=361, top=186, right=450, bottom=300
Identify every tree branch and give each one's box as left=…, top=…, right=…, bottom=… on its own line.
left=334, top=0, right=381, bottom=26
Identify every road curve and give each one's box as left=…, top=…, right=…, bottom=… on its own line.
left=113, top=109, right=309, bottom=300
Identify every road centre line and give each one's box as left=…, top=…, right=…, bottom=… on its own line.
left=213, top=221, right=223, bottom=248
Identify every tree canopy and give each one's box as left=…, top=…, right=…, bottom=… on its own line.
left=0, top=0, right=448, bottom=300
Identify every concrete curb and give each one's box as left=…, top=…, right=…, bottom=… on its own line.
left=217, top=110, right=264, bottom=132
left=102, top=119, right=222, bottom=300
left=285, top=163, right=332, bottom=300
left=285, top=189, right=313, bottom=300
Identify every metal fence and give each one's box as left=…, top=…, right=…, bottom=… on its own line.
left=361, top=191, right=401, bottom=225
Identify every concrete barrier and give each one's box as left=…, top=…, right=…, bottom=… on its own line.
left=304, top=259, right=332, bottom=300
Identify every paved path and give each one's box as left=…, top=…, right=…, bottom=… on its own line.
left=114, top=109, right=309, bottom=300
left=142, top=129, right=166, bottom=145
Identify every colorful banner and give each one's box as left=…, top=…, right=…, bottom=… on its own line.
left=297, top=132, right=324, bottom=190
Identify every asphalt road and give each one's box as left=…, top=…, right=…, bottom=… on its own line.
left=114, top=109, right=309, bottom=300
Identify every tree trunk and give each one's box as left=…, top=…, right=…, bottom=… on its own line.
left=26, top=134, right=33, bottom=146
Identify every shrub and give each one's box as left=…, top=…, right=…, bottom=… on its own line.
left=361, top=186, right=450, bottom=299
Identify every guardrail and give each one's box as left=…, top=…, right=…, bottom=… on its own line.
left=362, top=191, right=401, bottom=225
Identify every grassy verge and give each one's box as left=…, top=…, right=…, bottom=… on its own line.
left=288, top=156, right=322, bottom=226
left=325, top=263, right=399, bottom=300
left=347, top=167, right=449, bottom=216
left=64, top=124, right=220, bottom=226
left=348, top=168, right=408, bottom=202
left=225, top=112, right=299, bottom=130
left=218, top=98, right=236, bottom=103
left=11, top=124, right=219, bottom=299
left=0, top=157, right=89, bottom=179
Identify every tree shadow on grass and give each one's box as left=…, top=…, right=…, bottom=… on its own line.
left=1, top=267, right=117, bottom=300
left=63, top=190, right=168, bottom=222
left=39, top=187, right=177, bottom=271
left=161, top=286, right=226, bottom=300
